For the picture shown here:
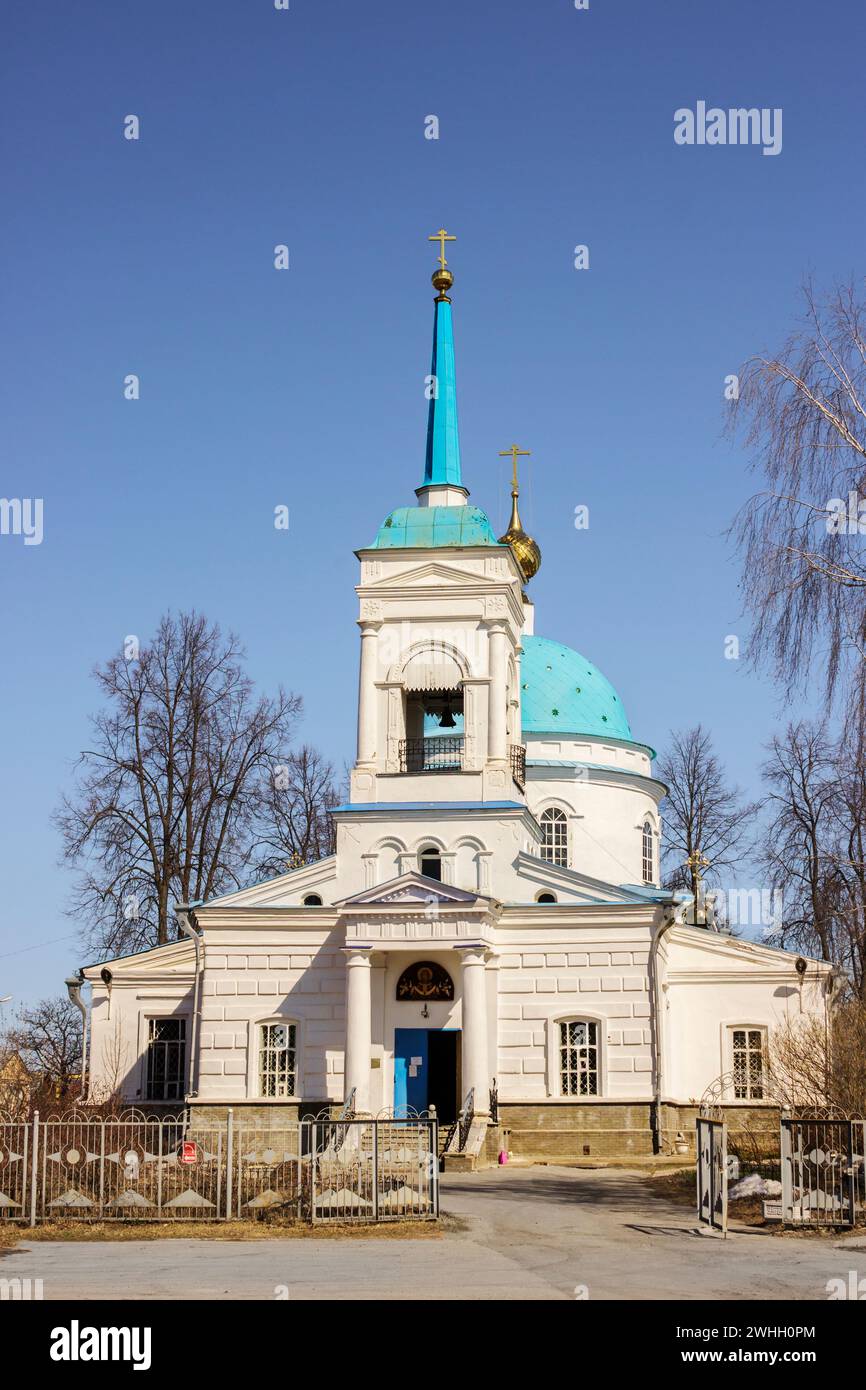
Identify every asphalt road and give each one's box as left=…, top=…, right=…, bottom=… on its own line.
left=2, top=1166, right=864, bottom=1300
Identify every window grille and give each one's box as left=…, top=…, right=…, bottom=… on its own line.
left=559, top=1019, right=599, bottom=1096
left=260, top=1022, right=298, bottom=1098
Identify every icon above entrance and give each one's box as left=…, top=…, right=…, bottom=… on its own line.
left=396, top=961, right=454, bottom=1000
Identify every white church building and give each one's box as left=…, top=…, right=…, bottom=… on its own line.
left=80, top=237, right=829, bottom=1162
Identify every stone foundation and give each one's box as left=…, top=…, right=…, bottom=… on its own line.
left=490, top=1101, right=783, bottom=1166
left=187, top=1101, right=334, bottom=1128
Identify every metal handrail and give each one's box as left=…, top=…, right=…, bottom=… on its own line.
left=399, top=736, right=464, bottom=773
left=510, top=743, right=526, bottom=789
left=459, top=1088, right=475, bottom=1150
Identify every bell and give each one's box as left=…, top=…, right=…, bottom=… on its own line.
left=438, top=699, right=456, bottom=729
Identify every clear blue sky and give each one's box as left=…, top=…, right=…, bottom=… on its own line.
left=2, top=0, right=863, bottom=1007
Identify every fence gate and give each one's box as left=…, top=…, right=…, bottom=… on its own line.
left=781, top=1118, right=861, bottom=1227
left=304, top=1117, right=438, bottom=1223
left=696, top=1116, right=727, bottom=1236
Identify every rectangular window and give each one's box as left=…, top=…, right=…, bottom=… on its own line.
left=145, top=1018, right=186, bottom=1101
left=731, top=1027, right=765, bottom=1100
left=260, top=1022, right=297, bottom=1098
left=559, top=1020, right=599, bottom=1096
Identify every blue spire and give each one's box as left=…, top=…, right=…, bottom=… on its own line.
left=423, top=296, right=463, bottom=489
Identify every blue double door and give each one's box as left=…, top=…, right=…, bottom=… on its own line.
left=394, top=1028, right=460, bottom=1122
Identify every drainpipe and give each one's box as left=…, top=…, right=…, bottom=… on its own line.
left=65, top=973, right=89, bottom=1102
left=175, top=902, right=203, bottom=1100
left=650, top=898, right=687, bottom=1155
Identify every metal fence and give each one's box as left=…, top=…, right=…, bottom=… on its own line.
left=304, top=1117, right=438, bottom=1223
left=0, top=1110, right=437, bottom=1225
left=697, top=1113, right=866, bottom=1230
left=781, top=1118, right=866, bottom=1227
left=696, top=1117, right=728, bottom=1236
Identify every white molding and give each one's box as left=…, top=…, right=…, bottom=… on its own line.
left=245, top=1013, right=305, bottom=1101
left=544, top=1008, right=608, bottom=1099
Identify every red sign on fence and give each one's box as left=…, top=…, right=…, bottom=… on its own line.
left=180, top=1141, right=198, bottom=1166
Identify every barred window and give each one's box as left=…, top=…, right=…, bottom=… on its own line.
left=559, top=1019, right=599, bottom=1096
left=540, top=807, right=568, bottom=867
left=642, top=821, right=654, bottom=884
left=145, top=1018, right=186, bottom=1101
left=259, top=1022, right=298, bottom=1098
left=731, top=1027, right=765, bottom=1100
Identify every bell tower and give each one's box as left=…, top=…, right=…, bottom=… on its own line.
left=348, top=233, right=539, bottom=812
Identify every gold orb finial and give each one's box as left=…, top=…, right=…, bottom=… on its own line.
left=497, top=444, right=541, bottom=583
left=432, top=266, right=454, bottom=298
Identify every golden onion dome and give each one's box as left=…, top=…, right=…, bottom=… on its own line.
left=499, top=491, right=541, bottom=583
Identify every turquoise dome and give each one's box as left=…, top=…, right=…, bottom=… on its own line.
left=520, top=635, right=634, bottom=742
left=370, top=504, right=502, bottom=550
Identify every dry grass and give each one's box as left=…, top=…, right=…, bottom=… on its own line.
left=0, top=1217, right=444, bottom=1248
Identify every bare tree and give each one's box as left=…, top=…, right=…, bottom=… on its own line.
left=767, top=1001, right=866, bottom=1117
left=6, top=997, right=82, bottom=1098
left=252, top=744, right=340, bottom=877
left=760, top=720, right=866, bottom=997
left=729, top=279, right=866, bottom=714
left=760, top=722, right=839, bottom=963
left=657, top=725, right=759, bottom=904
left=55, top=611, right=302, bottom=956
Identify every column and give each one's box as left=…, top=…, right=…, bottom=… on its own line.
left=356, top=622, right=380, bottom=766
left=456, top=946, right=490, bottom=1115
left=486, top=622, right=508, bottom=765
left=342, top=947, right=373, bottom=1113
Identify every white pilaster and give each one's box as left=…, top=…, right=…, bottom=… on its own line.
left=342, top=946, right=373, bottom=1112
left=486, top=622, right=509, bottom=765
left=456, top=945, right=490, bottom=1115
left=356, top=622, right=380, bottom=766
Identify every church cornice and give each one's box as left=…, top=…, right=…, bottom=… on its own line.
left=526, top=760, right=667, bottom=798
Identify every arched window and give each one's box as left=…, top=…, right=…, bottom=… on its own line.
left=302, top=893, right=323, bottom=906
left=559, top=1019, right=599, bottom=1096
left=259, top=1022, right=297, bottom=1098
left=642, top=821, right=654, bottom=884
left=540, top=807, right=568, bottom=867
left=419, top=845, right=442, bottom=881
left=536, top=892, right=557, bottom=904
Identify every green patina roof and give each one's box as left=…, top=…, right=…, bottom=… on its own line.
left=521, top=634, right=637, bottom=743
left=370, top=504, right=502, bottom=549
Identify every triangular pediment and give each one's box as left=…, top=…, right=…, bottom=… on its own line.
left=338, top=871, right=487, bottom=909
left=371, top=561, right=497, bottom=590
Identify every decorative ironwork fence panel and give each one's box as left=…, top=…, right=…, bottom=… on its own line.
left=696, top=1117, right=727, bottom=1236
left=233, top=1123, right=301, bottom=1219
left=781, top=1118, right=860, bottom=1226
left=38, top=1112, right=225, bottom=1221
left=0, top=1112, right=29, bottom=1221
left=304, top=1118, right=438, bottom=1223
left=1, top=1111, right=438, bottom=1224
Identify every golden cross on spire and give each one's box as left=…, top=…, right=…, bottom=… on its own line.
left=428, top=227, right=456, bottom=270
left=499, top=444, right=531, bottom=493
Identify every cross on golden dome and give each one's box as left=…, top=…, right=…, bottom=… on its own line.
left=499, top=444, right=531, bottom=494
left=497, top=444, right=541, bottom=584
